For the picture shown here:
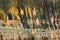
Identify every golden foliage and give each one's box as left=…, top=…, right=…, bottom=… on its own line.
left=0, top=8, right=6, bottom=21
left=9, top=6, right=18, bottom=15
left=28, top=6, right=32, bottom=18
left=0, top=8, right=5, bottom=15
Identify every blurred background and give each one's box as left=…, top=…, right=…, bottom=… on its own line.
left=0, top=0, right=60, bottom=29
left=0, top=0, right=60, bottom=40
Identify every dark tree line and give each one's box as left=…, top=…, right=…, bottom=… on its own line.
left=0, top=0, right=60, bottom=29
